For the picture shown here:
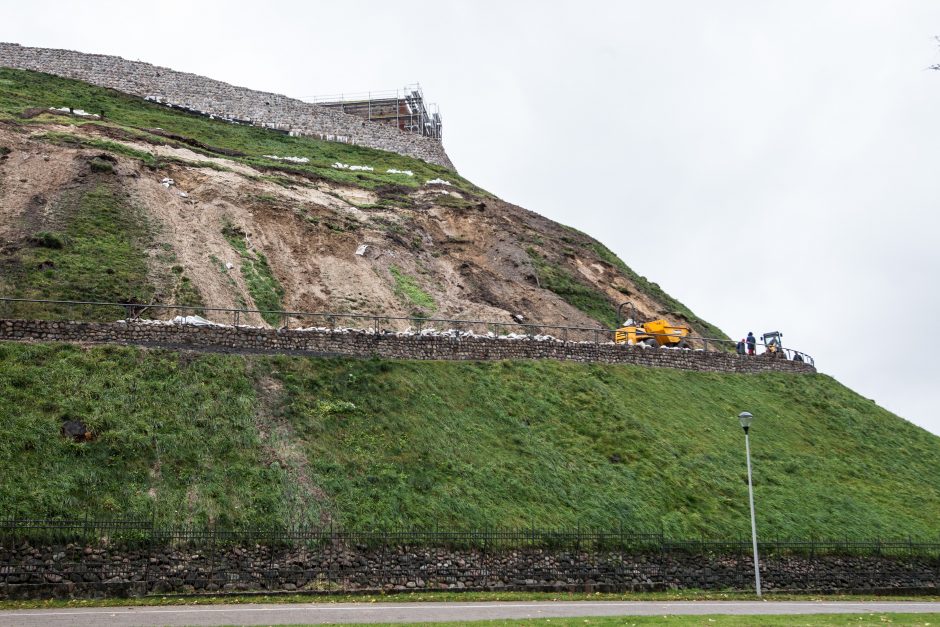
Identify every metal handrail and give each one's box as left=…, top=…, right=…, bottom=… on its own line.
left=0, top=297, right=815, bottom=366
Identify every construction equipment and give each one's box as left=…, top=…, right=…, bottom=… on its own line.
left=614, top=302, right=693, bottom=348
left=762, top=331, right=783, bottom=355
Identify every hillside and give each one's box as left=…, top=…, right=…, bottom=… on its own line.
left=0, top=342, right=938, bottom=538
left=1, top=67, right=938, bottom=541
left=0, top=67, right=724, bottom=338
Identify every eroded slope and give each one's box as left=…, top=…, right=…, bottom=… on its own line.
left=0, top=67, right=725, bottom=337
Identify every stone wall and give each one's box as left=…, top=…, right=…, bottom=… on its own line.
left=0, top=542, right=935, bottom=598
left=0, top=43, right=455, bottom=169
left=0, top=319, right=816, bottom=375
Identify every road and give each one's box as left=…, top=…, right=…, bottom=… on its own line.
left=1, top=600, right=939, bottom=626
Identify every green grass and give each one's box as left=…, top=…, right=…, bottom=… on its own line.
left=38, top=130, right=161, bottom=167
left=171, top=265, right=206, bottom=312
left=0, top=343, right=292, bottom=528
left=389, top=266, right=437, bottom=313
left=0, top=598, right=937, bottom=627
left=0, top=181, right=155, bottom=314
left=222, top=223, right=284, bottom=324
left=1, top=343, right=937, bottom=538
left=528, top=248, right=619, bottom=328
left=0, top=67, right=486, bottom=195
left=223, top=617, right=940, bottom=627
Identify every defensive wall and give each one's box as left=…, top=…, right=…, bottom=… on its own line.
left=0, top=541, right=936, bottom=598
left=0, top=43, right=455, bottom=169
left=0, top=319, right=817, bottom=374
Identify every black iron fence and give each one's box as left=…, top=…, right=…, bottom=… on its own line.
left=1, top=519, right=936, bottom=557
left=0, top=297, right=815, bottom=365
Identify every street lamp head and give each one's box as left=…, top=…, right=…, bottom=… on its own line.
left=738, top=411, right=754, bottom=431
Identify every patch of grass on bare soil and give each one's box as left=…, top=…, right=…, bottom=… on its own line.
left=0, top=181, right=154, bottom=319
left=222, top=223, right=284, bottom=324
left=389, top=265, right=437, bottom=313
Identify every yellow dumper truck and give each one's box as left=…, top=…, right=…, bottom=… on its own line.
left=614, top=302, right=693, bottom=349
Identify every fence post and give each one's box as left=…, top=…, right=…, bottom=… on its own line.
left=209, top=524, right=216, bottom=590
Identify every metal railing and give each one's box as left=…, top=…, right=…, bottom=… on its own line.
left=0, top=297, right=815, bottom=366
left=1, top=519, right=936, bottom=556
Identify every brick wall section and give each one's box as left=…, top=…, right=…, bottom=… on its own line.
left=0, top=319, right=816, bottom=374
left=0, top=43, right=455, bottom=169
left=0, top=543, right=935, bottom=598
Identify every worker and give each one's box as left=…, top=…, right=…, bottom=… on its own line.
left=736, top=339, right=746, bottom=355
left=746, top=332, right=756, bottom=356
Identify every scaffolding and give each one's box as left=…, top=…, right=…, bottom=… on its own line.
left=310, top=84, right=442, bottom=140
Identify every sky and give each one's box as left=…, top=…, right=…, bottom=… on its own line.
left=2, top=1, right=939, bottom=435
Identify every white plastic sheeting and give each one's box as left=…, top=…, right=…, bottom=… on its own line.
left=263, top=155, right=310, bottom=164
left=332, top=162, right=374, bottom=171
left=49, top=107, right=100, bottom=118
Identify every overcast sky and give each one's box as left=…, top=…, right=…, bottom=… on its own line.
left=3, top=1, right=939, bottom=435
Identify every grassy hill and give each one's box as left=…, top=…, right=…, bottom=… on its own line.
left=1, top=341, right=937, bottom=539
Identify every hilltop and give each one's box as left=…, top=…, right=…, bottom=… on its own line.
left=0, top=67, right=938, bottom=540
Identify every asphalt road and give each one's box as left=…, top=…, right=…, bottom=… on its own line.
left=1, top=601, right=939, bottom=626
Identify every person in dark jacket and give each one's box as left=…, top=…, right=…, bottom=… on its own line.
left=736, top=339, right=746, bottom=355
left=746, top=332, right=756, bottom=356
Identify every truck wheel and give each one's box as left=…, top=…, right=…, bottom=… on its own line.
left=644, top=338, right=659, bottom=348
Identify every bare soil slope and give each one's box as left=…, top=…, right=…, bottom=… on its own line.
left=0, top=68, right=724, bottom=338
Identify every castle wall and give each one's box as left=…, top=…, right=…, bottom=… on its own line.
left=0, top=43, right=455, bottom=169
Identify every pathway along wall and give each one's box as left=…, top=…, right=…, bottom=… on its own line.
left=0, top=43, right=454, bottom=169
left=0, top=319, right=816, bottom=374
left=0, top=542, right=935, bottom=598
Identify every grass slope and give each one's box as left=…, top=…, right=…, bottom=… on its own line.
left=1, top=342, right=937, bottom=538
left=0, top=178, right=157, bottom=320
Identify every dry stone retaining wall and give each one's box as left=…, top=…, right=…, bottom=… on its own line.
left=0, top=319, right=816, bottom=374
left=0, top=43, right=454, bottom=169
left=0, top=542, right=935, bottom=598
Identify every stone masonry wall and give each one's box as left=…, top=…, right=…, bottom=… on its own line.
left=0, top=319, right=816, bottom=374
left=0, top=43, right=455, bottom=169
left=0, top=542, right=935, bottom=598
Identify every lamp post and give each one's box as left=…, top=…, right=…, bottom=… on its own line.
left=738, top=411, right=762, bottom=597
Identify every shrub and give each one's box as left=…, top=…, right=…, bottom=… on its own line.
left=30, top=231, right=65, bottom=249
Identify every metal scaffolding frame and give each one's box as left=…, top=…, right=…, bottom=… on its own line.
left=309, top=84, right=443, bottom=140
